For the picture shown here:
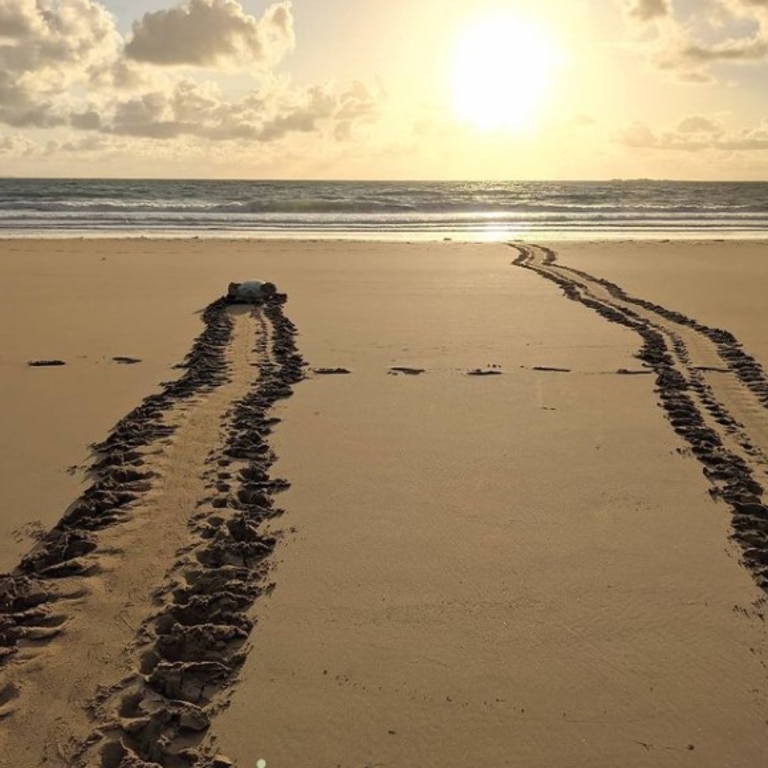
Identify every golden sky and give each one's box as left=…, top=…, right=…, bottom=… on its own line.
left=2, top=0, right=768, bottom=179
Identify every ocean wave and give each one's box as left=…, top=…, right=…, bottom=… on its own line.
left=3, top=178, right=768, bottom=238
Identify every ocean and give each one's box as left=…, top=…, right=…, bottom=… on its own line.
left=1, top=178, right=768, bottom=240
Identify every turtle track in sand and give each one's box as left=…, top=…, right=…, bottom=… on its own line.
left=0, top=294, right=305, bottom=768
left=513, top=243, right=768, bottom=596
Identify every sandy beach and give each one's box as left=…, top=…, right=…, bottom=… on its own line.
left=1, top=238, right=768, bottom=768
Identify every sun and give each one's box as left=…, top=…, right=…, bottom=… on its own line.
left=450, top=13, right=562, bottom=133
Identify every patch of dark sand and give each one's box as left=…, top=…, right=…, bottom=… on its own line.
left=532, top=366, right=571, bottom=373
left=313, top=367, right=351, bottom=375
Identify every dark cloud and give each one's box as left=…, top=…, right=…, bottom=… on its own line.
left=0, top=71, right=62, bottom=128
left=0, top=0, right=39, bottom=37
left=111, top=91, right=190, bottom=138
left=71, top=109, right=103, bottom=131
left=125, top=0, right=294, bottom=67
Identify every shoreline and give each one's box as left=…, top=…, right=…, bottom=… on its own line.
left=2, top=238, right=768, bottom=767
left=3, top=232, right=768, bottom=242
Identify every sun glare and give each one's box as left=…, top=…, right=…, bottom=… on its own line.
left=451, top=14, right=562, bottom=133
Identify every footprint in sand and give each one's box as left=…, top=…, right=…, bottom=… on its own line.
left=0, top=683, right=20, bottom=719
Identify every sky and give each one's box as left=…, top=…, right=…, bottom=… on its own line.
left=2, top=0, right=768, bottom=179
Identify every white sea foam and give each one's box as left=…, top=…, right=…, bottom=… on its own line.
left=1, top=178, right=767, bottom=240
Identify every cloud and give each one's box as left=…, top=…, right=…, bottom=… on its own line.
left=0, top=131, right=39, bottom=157
left=0, top=0, right=122, bottom=75
left=0, top=0, right=123, bottom=126
left=618, top=0, right=768, bottom=80
left=125, top=0, right=294, bottom=68
left=733, top=0, right=768, bottom=11
left=620, top=0, right=671, bottom=22
left=331, top=81, right=380, bottom=139
left=0, top=71, right=61, bottom=128
left=677, top=115, right=723, bottom=133
left=675, top=69, right=717, bottom=83
left=0, top=0, right=377, bottom=151
left=680, top=35, right=768, bottom=61
left=620, top=121, right=659, bottom=147
left=620, top=116, right=768, bottom=151
left=101, top=77, right=378, bottom=143
left=658, top=33, right=768, bottom=81
left=0, top=0, right=40, bottom=37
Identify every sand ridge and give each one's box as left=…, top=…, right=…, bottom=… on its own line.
left=0, top=294, right=304, bottom=767
left=513, top=243, right=768, bottom=597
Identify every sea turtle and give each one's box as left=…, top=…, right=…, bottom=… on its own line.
left=226, top=280, right=277, bottom=303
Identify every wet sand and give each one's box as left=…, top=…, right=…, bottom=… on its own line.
left=1, top=239, right=768, bottom=767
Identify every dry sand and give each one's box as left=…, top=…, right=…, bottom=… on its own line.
left=1, top=238, right=767, bottom=767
